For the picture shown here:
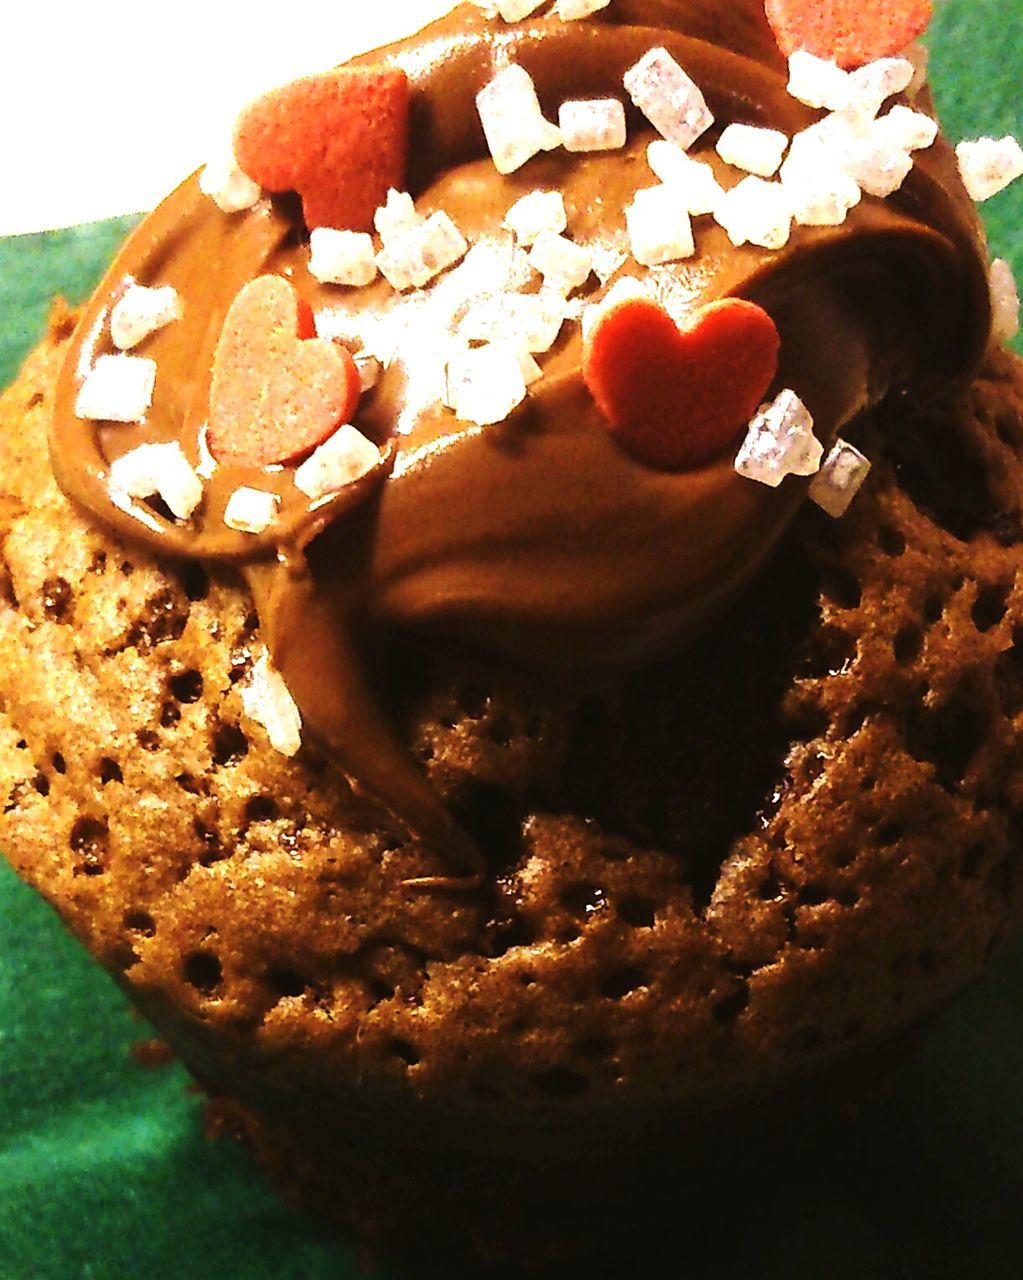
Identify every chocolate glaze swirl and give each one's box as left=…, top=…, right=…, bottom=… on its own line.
left=51, top=0, right=991, bottom=874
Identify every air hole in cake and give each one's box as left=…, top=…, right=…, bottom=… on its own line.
left=137, top=729, right=161, bottom=751
left=228, top=647, right=254, bottom=684
left=212, top=723, right=249, bottom=766
left=972, top=583, right=1010, bottom=633
left=168, top=669, right=204, bottom=703
left=183, top=950, right=222, bottom=995
left=456, top=683, right=490, bottom=720
left=452, top=781, right=522, bottom=876
left=176, top=562, right=210, bottom=602
left=616, top=895, right=656, bottom=928
left=194, top=819, right=225, bottom=866
left=821, top=566, right=862, bottom=612
left=484, top=909, right=534, bottom=957
left=125, top=590, right=188, bottom=651
left=0, top=566, right=17, bottom=609
left=52, top=752, right=66, bottom=774
left=904, top=682, right=985, bottom=792
left=875, top=821, right=905, bottom=847
left=486, top=713, right=515, bottom=748
left=923, top=592, right=945, bottom=624
left=712, top=983, right=750, bottom=1023
left=244, top=795, right=279, bottom=825
left=531, top=1067, right=589, bottom=1099
left=574, top=1035, right=616, bottom=1062
left=89, top=551, right=107, bottom=575
left=560, top=882, right=606, bottom=919
left=32, top=773, right=50, bottom=796
left=388, top=1039, right=420, bottom=1067
left=160, top=702, right=181, bottom=729
left=959, top=843, right=986, bottom=879
left=69, top=815, right=109, bottom=876
left=600, top=967, right=646, bottom=1000
left=175, top=772, right=201, bottom=795
left=994, top=628, right=1023, bottom=717
left=893, top=624, right=923, bottom=664
left=26, top=392, right=43, bottom=409
left=798, top=624, right=855, bottom=679
left=98, top=757, right=123, bottom=785
left=265, top=968, right=307, bottom=999
left=123, top=910, right=156, bottom=937
left=876, top=524, right=907, bottom=557
left=41, top=576, right=72, bottom=622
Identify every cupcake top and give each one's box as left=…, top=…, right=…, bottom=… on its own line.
left=49, top=0, right=1010, bottom=867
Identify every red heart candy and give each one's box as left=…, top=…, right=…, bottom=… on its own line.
left=208, top=275, right=361, bottom=470
left=583, top=297, right=780, bottom=471
left=233, top=67, right=409, bottom=231
left=764, top=0, right=932, bottom=69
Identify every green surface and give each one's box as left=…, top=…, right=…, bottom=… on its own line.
left=1, top=8, right=1022, bottom=1277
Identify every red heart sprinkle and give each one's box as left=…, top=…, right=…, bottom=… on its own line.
left=764, top=0, right=933, bottom=69
left=583, top=297, right=780, bottom=471
left=208, top=275, right=361, bottom=470
left=233, top=67, right=409, bottom=231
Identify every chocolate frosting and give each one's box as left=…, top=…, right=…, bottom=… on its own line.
left=51, top=0, right=991, bottom=873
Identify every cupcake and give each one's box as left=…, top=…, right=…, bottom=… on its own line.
left=2, top=0, right=1022, bottom=1267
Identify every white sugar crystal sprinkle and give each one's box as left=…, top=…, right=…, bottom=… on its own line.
left=956, top=137, right=1023, bottom=203
left=558, top=99, right=628, bottom=152
left=224, top=487, right=280, bottom=534
left=518, top=349, right=543, bottom=385
left=309, top=229, right=378, bottom=287
left=626, top=185, right=695, bottom=266
left=786, top=51, right=852, bottom=113
left=459, top=291, right=568, bottom=354
left=716, top=123, right=788, bottom=178
left=734, top=390, right=822, bottom=488
left=496, top=0, right=546, bottom=19
left=555, top=0, right=612, bottom=18
left=714, top=176, right=792, bottom=250
left=529, top=232, right=594, bottom=294
left=294, top=425, right=381, bottom=501
left=110, top=284, right=180, bottom=351
left=647, top=141, right=723, bottom=215
left=845, top=136, right=914, bottom=198
left=623, top=47, right=713, bottom=152
left=581, top=276, right=649, bottom=341
left=504, top=190, right=568, bottom=245
left=808, top=439, right=871, bottom=517
left=445, top=344, right=528, bottom=426
left=76, top=354, right=156, bottom=424
left=109, top=442, right=203, bottom=520
left=477, top=64, right=561, bottom=175
left=241, top=651, right=302, bottom=758
left=784, top=168, right=861, bottom=227
left=377, top=211, right=469, bottom=291
left=199, top=143, right=261, bottom=214
left=844, top=57, right=915, bottom=125
left=990, top=258, right=1021, bottom=343
left=374, top=189, right=421, bottom=245
left=872, top=105, right=937, bottom=153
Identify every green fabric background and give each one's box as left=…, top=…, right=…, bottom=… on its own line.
left=1, top=5, right=1022, bottom=1275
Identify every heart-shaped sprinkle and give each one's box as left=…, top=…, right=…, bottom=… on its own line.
left=764, top=0, right=932, bottom=70
left=583, top=296, right=780, bottom=470
left=233, top=67, right=409, bottom=231
left=208, top=275, right=361, bottom=470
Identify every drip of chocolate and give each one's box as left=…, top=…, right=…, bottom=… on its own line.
left=51, top=0, right=991, bottom=872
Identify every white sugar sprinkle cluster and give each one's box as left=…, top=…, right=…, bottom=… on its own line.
left=111, top=284, right=181, bottom=351
left=224, top=487, right=280, bottom=533
left=445, top=344, right=529, bottom=426
left=786, top=51, right=853, bottom=113
left=956, top=137, right=1023, bottom=203
left=559, top=99, right=628, bottom=152
left=734, top=390, right=823, bottom=488
left=626, top=185, right=695, bottom=265
left=241, top=651, right=302, bottom=758
left=715, top=176, right=792, bottom=250
left=495, top=0, right=546, bottom=19
left=109, top=442, right=203, bottom=520
left=504, top=190, right=568, bottom=245
left=459, top=291, right=567, bottom=354
left=808, top=440, right=872, bottom=518
left=529, top=231, right=594, bottom=293
left=377, top=210, right=469, bottom=291
left=623, top=47, right=713, bottom=152
left=309, top=229, right=378, bottom=287
left=293, top=425, right=382, bottom=501
left=716, top=123, right=788, bottom=178
left=199, top=138, right=261, bottom=213
left=990, top=258, right=1021, bottom=343
left=647, top=142, right=723, bottom=215
left=375, top=189, right=421, bottom=244
left=556, top=0, right=612, bottom=18
left=476, top=64, right=561, bottom=175
left=76, top=354, right=157, bottom=424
